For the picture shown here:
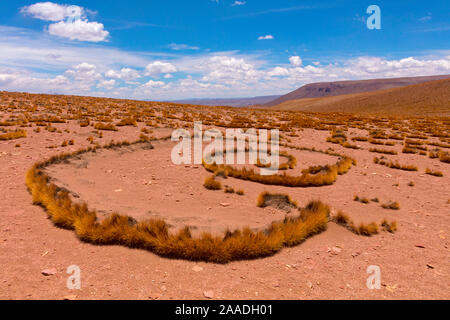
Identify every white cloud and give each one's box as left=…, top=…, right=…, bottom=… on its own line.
left=168, top=43, right=200, bottom=51
left=20, top=2, right=80, bottom=22
left=48, top=19, right=109, bottom=42
left=289, top=56, right=303, bottom=66
left=142, top=80, right=165, bottom=88
left=258, top=35, right=274, bottom=40
left=105, top=68, right=140, bottom=80
left=65, top=62, right=101, bottom=80
left=21, top=2, right=109, bottom=42
left=98, top=79, right=116, bottom=90
left=232, top=1, right=246, bottom=6
left=145, top=61, right=177, bottom=77
left=419, top=13, right=432, bottom=22
left=0, top=72, right=18, bottom=85
left=200, top=56, right=261, bottom=85
left=267, top=67, right=289, bottom=77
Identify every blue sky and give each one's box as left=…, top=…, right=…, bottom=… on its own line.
left=0, top=0, right=449, bottom=100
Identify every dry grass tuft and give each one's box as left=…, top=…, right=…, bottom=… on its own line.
left=373, top=157, right=418, bottom=171
left=425, top=168, right=443, bottom=177
left=256, top=192, right=298, bottom=211
left=94, top=123, right=118, bottom=131
left=354, top=195, right=370, bottom=204
left=381, top=201, right=400, bottom=210
left=0, top=129, right=27, bottom=140
left=381, top=220, right=398, bottom=233
left=331, top=211, right=381, bottom=236
left=203, top=175, right=222, bottom=190
left=224, top=185, right=235, bottom=193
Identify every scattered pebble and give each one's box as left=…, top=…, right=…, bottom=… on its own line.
left=41, top=268, right=57, bottom=276
left=203, top=290, right=214, bottom=299
left=192, top=266, right=203, bottom=272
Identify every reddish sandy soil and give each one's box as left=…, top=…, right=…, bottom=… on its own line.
left=1, top=117, right=449, bottom=300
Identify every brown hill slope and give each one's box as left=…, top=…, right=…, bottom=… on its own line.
left=271, top=78, right=450, bottom=116
left=264, top=74, right=450, bottom=107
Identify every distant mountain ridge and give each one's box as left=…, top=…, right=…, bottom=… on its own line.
left=264, top=74, right=450, bottom=107
left=169, top=95, right=281, bottom=107
left=271, top=78, right=450, bottom=116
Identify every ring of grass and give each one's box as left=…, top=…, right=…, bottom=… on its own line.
left=26, top=138, right=331, bottom=263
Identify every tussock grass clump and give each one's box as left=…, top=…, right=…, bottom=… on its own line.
left=204, top=155, right=355, bottom=188
left=408, top=181, right=415, bottom=187
left=0, top=129, right=27, bottom=140
left=373, top=157, right=418, bottom=171
left=331, top=211, right=380, bottom=236
left=439, top=151, right=450, bottom=163
left=224, top=185, right=235, bottom=193
left=369, top=138, right=385, bottom=145
left=256, top=192, right=298, bottom=211
left=116, top=118, right=137, bottom=127
left=203, top=175, right=222, bottom=190
left=354, top=195, right=370, bottom=204
left=25, top=140, right=332, bottom=263
left=381, top=201, right=400, bottom=210
left=381, top=220, right=397, bottom=233
left=425, top=168, right=443, bottom=177
left=79, top=120, right=89, bottom=127
left=351, top=136, right=369, bottom=142
left=402, top=146, right=417, bottom=154
left=94, top=123, right=118, bottom=131
left=236, top=189, right=245, bottom=196
left=369, top=148, right=397, bottom=155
